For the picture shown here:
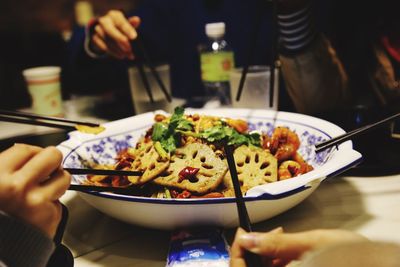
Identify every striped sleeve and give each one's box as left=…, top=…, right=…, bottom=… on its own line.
left=278, top=3, right=316, bottom=53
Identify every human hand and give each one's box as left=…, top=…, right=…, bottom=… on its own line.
left=0, top=144, right=71, bottom=238
left=90, top=10, right=141, bottom=60
left=230, top=227, right=368, bottom=267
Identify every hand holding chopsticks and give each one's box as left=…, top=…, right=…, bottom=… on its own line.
left=315, top=112, right=400, bottom=153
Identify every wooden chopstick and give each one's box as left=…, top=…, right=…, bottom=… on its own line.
left=315, top=112, right=400, bottom=153
left=0, top=109, right=100, bottom=127
left=68, top=184, right=141, bottom=195
left=64, top=168, right=143, bottom=177
left=0, top=114, right=77, bottom=131
left=224, top=144, right=264, bottom=267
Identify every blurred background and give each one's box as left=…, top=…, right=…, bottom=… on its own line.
left=0, top=0, right=140, bottom=111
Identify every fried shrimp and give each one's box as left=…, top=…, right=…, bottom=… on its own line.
left=278, top=160, right=302, bottom=180
left=270, top=127, right=300, bottom=162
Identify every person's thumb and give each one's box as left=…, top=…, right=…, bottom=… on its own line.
left=237, top=227, right=284, bottom=254
left=129, top=16, right=141, bottom=28
left=236, top=232, right=275, bottom=255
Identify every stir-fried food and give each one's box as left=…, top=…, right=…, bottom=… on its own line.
left=85, top=107, right=313, bottom=198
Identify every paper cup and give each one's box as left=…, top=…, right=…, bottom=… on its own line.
left=23, top=66, right=64, bottom=116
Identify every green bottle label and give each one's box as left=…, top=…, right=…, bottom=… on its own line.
left=200, top=51, right=235, bottom=82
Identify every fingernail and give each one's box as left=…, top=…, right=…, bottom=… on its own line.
left=239, top=233, right=260, bottom=248
left=270, top=226, right=284, bottom=233
left=129, top=31, right=137, bottom=40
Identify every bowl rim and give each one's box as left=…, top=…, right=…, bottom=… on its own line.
left=59, top=108, right=362, bottom=204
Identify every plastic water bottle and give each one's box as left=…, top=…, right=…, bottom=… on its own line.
left=200, top=22, right=235, bottom=105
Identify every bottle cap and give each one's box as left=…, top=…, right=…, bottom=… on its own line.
left=205, top=22, right=225, bottom=38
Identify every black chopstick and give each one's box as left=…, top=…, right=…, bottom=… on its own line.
left=64, top=168, right=143, bottom=177
left=224, top=144, right=264, bottom=267
left=315, top=112, right=400, bottom=153
left=131, top=32, right=172, bottom=103
left=68, top=184, right=141, bottom=195
left=269, top=0, right=279, bottom=108
left=235, top=0, right=266, bottom=102
left=137, top=60, right=155, bottom=103
left=224, top=144, right=252, bottom=230
left=0, top=114, right=77, bottom=131
left=0, top=109, right=100, bottom=127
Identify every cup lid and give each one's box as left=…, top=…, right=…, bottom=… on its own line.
left=23, top=66, right=61, bottom=80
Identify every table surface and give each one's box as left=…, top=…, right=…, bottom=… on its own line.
left=1, top=104, right=400, bottom=266
left=60, top=174, right=400, bottom=266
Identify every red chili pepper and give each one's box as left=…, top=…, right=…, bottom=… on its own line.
left=178, top=167, right=200, bottom=183
left=288, top=165, right=300, bottom=176
left=177, top=190, right=192, bottom=198
left=170, top=190, right=179, bottom=198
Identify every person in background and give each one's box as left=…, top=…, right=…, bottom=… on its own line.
left=0, top=144, right=71, bottom=267
left=230, top=227, right=400, bottom=266
left=78, top=0, right=400, bottom=115
left=71, top=0, right=299, bottom=112
left=79, top=0, right=349, bottom=114
left=279, top=0, right=400, bottom=115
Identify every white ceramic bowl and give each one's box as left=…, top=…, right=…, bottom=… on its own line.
left=58, top=108, right=362, bottom=230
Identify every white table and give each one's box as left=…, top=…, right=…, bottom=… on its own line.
left=61, top=174, right=400, bottom=266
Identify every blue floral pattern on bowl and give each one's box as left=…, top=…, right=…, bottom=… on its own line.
left=63, top=115, right=331, bottom=185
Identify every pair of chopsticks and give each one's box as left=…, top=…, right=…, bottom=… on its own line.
left=236, top=0, right=279, bottom=109
left=130, top=31, right=172, bottom=104
left=65, top=168, right=143, bottom=194
left=224, top=144, right=264, bottom=267
left=68, top=184, right=142, bottom=195
left=315, top=112, right=400, bottom=153
left=0, top=109, right=100, bottom=131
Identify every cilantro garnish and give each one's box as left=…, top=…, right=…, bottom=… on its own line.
left=151, top=107, right=193, bottom=153
left=151, top=107, right=260, bottom=153
left=200, top=125, right=261, bottom=147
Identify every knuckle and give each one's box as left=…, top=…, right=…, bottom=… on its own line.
left=98, top=17, right=109, bottom=25
left=26, top=192, right=45, bottom=207
left=15, top=143, right=36, bottom=154
left=2, top=178, right=24, bottom=198
left=46, top=146, right=62, bottom=162
left=109, top=10, right=121, bottom=17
